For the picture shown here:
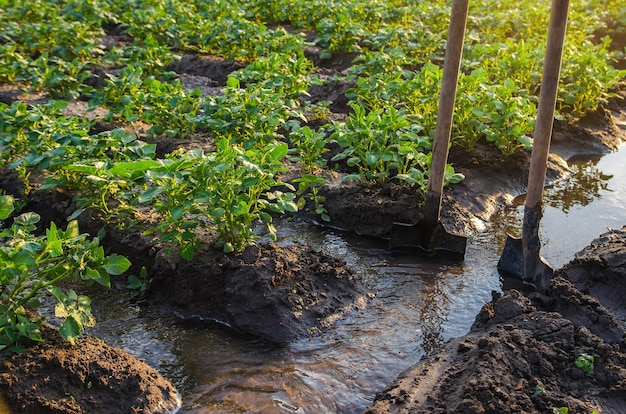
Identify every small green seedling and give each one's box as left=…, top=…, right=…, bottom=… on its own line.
left=575, top=353, right=595, bottom=374
left=127, top=266, right=151, bottom=298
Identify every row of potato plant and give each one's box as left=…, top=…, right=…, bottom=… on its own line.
left=0, top=100, right=299, bottom=257
left=1, top=0, right=623, bottom=156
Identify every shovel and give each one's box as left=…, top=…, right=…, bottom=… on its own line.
left=497, top=0, right=570, bottom=291
left=389, top=0, right=469, bottom=259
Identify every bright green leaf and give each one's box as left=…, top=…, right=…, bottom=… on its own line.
left=231, top=200, right=249, bottom=216
left=59, top=317, right=81, bottom=345
left=0, top=195, right=14, bottom=220
left=138, top=186, right=167, bottom=203
left=180, top=243, right=195, bottom=261
left=103, top=254, right=131, bottom=275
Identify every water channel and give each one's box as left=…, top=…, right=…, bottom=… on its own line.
left=76, top=142, right=625, bottom=414
left=20, top=142, right=623, bottom=413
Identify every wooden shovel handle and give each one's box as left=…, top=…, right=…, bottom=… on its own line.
left=526, top=0, right=570, bottom=209
left=427, top=0, right=470, bottom=221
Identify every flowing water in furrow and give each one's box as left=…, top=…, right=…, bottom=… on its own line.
left=81, top=143, right=624, bottom=413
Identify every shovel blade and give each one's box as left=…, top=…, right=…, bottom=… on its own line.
left=497, top=235, right=524, bottom=278
left=430, top=222, right=467, bottom=259
left=389, top=221, right=466, bottom=260
left=497, top=234, right=554, bottom=289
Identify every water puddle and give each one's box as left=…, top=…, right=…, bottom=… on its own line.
left=494, top=143, right=626, bottom=268
left=72, top=143, right=626, bottom=413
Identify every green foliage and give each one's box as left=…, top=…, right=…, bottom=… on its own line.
left=25, top=54, right=94, bottom=99
left=0, top=195, right=14, bottom=220
left=42, top=160, right=143, bottom=223
left=575, top=353, right=595, bottom=374
left=0, top=43, right=27, bottom=83
left=287, top=123, right=329, bottom=174
left=0, top=196, right=131, bottom=351
left=346, top=62, right=442, bottom=137
left=348, top=47, right=417, bottom=79
left=115, top=3, right=185, bottom=46
left=293, top=174, right=330, bottom=222
left=559, top=37, right=626, bottom=118
left=348, top=60, right=536, bottom=155
left=201, top=76, right=305, bottom=148
left=206, top=140, right=298, bottom=252
left=463, top=39, right=544, bottom=95
left=328, top=102, right=464, bottom=189
left=0, top=1, right=104, bottom=96
left=360, top=27, right=445, bottom=66
left=230, top=52, right=316, bottom=99
left=330, top=104, right=433, bottom=185
left=0, top=11, right=105, bottom=61
left=137, top=139, right=298, bottom=256
left=455, top=72, right=536, bottom=154
left=192, top=22, right=306, bottom=62
left=315, top=12, right=366, bottom=54
left=102, top=35, right=179, bottom=76
left=0, top=100, right=155, bottom=204
left=126, top=266, right=151, bottom=298
left=90, top=66, right=202, bottom=138
left=0, top=100, right=95, bottom=190
left=20, top=125, right=157, bottom=225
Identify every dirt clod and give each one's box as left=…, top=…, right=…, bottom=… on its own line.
left=0, top=325, right=181, bottom=414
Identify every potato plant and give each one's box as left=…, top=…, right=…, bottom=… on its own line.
left=102, top=34, right=179, bottom=77
left=201, top=76, right=306, bottom=148
left=0, top=195, right=130, bottom=351
left=138, top=139, right=298, bottom=256
left=89, top=66, right=202, bottom=138
left=329, top=104, right=435, bottom=185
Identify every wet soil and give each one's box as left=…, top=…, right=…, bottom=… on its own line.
left=0, top=323, right=181, bottom=414
left=148, top=242, right=371, bottom=344
left=364, top=226, right=626, bottom=414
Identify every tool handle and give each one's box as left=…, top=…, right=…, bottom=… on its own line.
left=427, top=0, right=470, bottom=221
left=526, top=0, right=570, bottom=209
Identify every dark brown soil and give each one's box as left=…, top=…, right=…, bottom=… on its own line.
left=0, top=324, right=180, bottom=414
left=364, top=226, right=626, bottom=414
left=148, top=242, right=370, bottom=343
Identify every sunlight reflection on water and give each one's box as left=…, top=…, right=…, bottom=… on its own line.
left=494, top=143, right=626, bottom=269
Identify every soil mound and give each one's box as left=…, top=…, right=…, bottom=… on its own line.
left=149, top=242, right=371, bottom=343
left=0, top=324, right=181, bottom=414
left=364, top=226, right=626, bottom=414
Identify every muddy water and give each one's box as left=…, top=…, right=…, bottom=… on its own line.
left=73, top=144, right=626, bottom=413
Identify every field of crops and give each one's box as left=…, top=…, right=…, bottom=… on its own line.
left=0, top=0, right=625, bottom=352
